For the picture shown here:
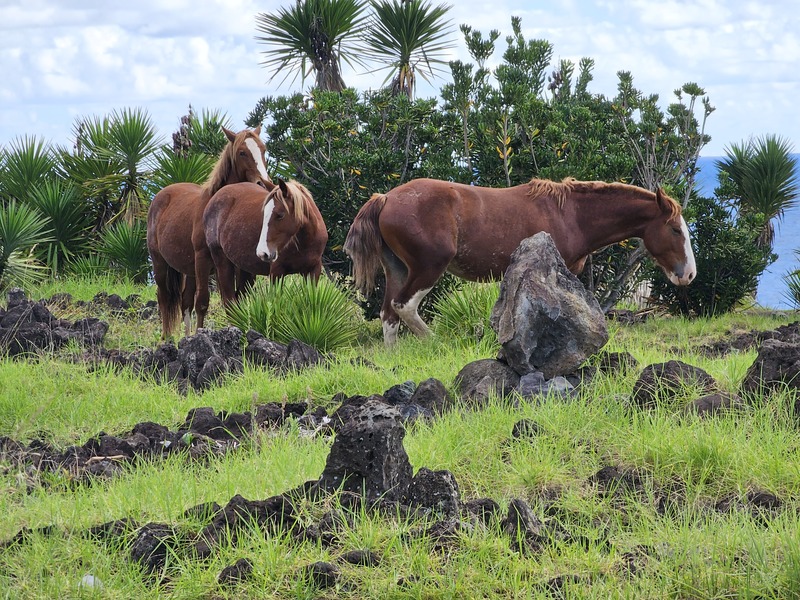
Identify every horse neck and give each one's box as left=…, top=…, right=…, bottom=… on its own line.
left=572, top=189, right=659, bottom=252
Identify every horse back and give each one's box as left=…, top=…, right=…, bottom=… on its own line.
left=379, top=178, right=563, bottom=280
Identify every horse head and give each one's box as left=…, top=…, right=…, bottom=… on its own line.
left=256, top=178, right=310, bottom=262
left=221, top=125, right=271, bottom=189
left=642, top=188, right=697, bottom=286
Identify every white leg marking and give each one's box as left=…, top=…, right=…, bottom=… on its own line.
left=382, top=319, right=400, bottom=346
left=245, top=138, right=270, bottom=182
left=392, top=287, right=433, bottom=337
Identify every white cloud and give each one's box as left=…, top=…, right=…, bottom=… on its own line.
left=0, top=0, right=799, bottom=157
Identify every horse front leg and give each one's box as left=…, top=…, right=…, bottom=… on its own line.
left=194, top=249, right=213, bottom=331
left=181, top=275, right=196, bottom=337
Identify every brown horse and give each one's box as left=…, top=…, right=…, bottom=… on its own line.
left=147, top=125, right=271, bottom=339
left=344, top=177, right=697, bottom=345
left=204, top=179, right=328, bottom=306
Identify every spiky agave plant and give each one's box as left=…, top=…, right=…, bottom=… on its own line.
left=98, top=220, right=150, bottom=284
left=226, top=275, right=362, bottom=352
left=431, top=281, right=500, bottom=346
left=0, top=201, right=51, bottom=290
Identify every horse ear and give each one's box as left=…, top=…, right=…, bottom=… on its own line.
left=278, top=178, right=289, bottom=196
left=221, top=126, right=237, bottom=143
left=656, top=187, right=669, bottom=213
left=253, top=124, right=262, bottom=137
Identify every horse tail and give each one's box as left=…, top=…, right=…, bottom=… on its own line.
left=159, top=264, right=185, bottom=338
left=344, top=193, right=387, bottom=295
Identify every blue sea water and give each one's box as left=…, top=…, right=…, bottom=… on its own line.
left=694, top=155, right=800, bottom=310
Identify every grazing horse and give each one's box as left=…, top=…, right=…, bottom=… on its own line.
left=147, top=125, right=271, bottom=339
left=204, top=179, right=328, bottom=306
left=344, top=177, right=697, bottom=345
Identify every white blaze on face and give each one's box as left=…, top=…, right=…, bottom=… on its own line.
left=245, top=138, right=270, bottom=182
left=667, top=216, right=697, bottom=285
left=256, top=198, right=276, bottom=261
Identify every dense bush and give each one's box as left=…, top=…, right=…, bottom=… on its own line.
left=650, top=194, right=774, bottom=316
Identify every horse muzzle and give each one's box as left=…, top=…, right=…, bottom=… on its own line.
left=257, top=248, right=278, bottom=262
left=667, top=264, right=696, bottom=286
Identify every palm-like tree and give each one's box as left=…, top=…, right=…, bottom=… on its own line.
left=361, top=0, right=454, bottom=99
left=0, top=201, right=50, bottom=290
left=255, top=0, right=368, bottom=92
left=718, top=134, right=799, bottom=248
left=0, top=136, right=58, bottom=203
left=60, top=108, right=162, bottom=228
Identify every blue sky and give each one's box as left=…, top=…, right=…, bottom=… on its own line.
left=2, top=0, right=798, bottom=157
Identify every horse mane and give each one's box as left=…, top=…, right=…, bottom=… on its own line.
left=527, top=177, right=682, bottom=219
left=201, top=130, right=256, bottom=196
left=269, top=180, right=314, bottom=226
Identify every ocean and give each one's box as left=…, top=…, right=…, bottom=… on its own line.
left=694, top=155, right=800, bottom=310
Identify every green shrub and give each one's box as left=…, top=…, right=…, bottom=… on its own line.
left=431, top=281, right=500, bottom=345
left=225, top=275, right=363, bottom=352
left=650, top=194, right=774, bottom=316
left=99, top=220, right=150, bottom=284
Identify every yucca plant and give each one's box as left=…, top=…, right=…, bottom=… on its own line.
left=0, top=200, right=51, bottom=290
left=783, top=250, right=800, bottom=309
left=431, top=281, right=500, bottom=345
left=361, top=0, right=455, bottom=99
left=98, top=220, right=150, bottom=283
left=66, top=253, right=111, bottom=279
left=255, top=0, right=368, bottom=92
left=146, top=151, right=217, bottom=197
left=0, top=136, right=58, bottom=203
left=27, top=181, right=92, bottom=275
left=226, top=275, right=362, bottom=352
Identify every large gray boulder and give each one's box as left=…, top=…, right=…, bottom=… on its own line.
left=490, top=232, right=608, bottom=379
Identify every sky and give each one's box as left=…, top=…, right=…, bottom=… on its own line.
left=1, top=0, right=799, bottom=158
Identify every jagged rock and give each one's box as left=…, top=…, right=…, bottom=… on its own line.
left=517, top=371, right=575, bottom=399
left=490, top=232, right=608, bottom=379
left=286, top=339, right=322, bottom=370
left=454, top=359, right=520, bottom=406
left=383, top=380, right=417, bottom=405
left=684, top=392, right=744, bottom=417
left=315, top=396, right=412, bottom=503
left=405, top=467, right=461, bottom=518
left=740, top=338, right=800, bottom=397
left=462, top=498, right=502, bottom=527
left=303, top=561, right=339, bottom=589
left=409, top=378, right=454, bottom=414
left=631, top=360, right=718, bottom=408
left=511, top=419, right=543, bottom=440
left=129, top=523, right=184, bottom=572
left=217, top=557, right=253, bottom=585
left=501, top=498, right=544, bottom=554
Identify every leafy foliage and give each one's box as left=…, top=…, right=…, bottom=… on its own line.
left=650, top=194, right=774, bottom=316
left=225, top=275, right=363, bottom=351
left=717, top=134, right=799, bottom=249
left=98, top=220, right=150, bottom=284
left=27, top=181, right=92, bottom=275
left=0, top=201, right=51, bottom=290
left=431, top=281, right=500, bottom=346
left=0, top=136, right=59, bottom=203
left=361, top=0, right=455, bottom=98
left=255, top=0, right=368, bottom=91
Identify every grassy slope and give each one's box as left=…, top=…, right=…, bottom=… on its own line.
left=1, top=280, right=800, bottom=599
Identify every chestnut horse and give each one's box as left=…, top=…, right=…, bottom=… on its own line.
left=344, top=177, right=697, bottom=345
left=147, top=126, right=271, bottom=339
left=204, top=179, right=328, bottom=306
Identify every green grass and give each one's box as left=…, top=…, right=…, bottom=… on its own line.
left=2, top=278, right=800, bottom=598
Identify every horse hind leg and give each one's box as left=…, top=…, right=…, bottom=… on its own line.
left=379, top=249, right=406, bottom=345
left=390, top=250, right=453, bottom=341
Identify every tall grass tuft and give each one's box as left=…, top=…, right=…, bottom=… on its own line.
left=225, top=275, right=363, bottom=352
left=431, top=281, right=500, bottom=346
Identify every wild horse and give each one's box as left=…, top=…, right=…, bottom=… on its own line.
left=147, top=125, right=271, bottom=339
left=204, top=179, right=328, bottom=306
left=344, top=177, right=697, bottom=345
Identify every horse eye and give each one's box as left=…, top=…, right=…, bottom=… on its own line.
left=671, top=227, right=681, bottom=236
left=276, top=213, right=285, bottom=221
